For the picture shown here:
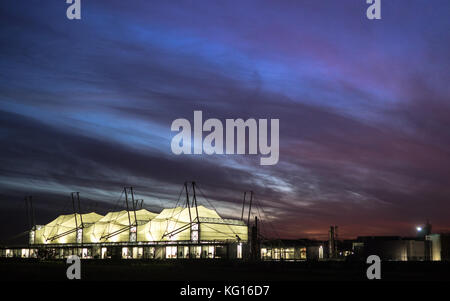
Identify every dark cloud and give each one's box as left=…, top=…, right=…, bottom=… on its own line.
left=1, top=0, right=450, bottom=241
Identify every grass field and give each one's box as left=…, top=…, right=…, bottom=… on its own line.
left=1, top=259, right=449, bottom=281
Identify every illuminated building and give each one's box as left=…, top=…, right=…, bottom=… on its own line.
left=1, top=183, right=248, bottom=260
left=21, top=205, right=248, bottom=259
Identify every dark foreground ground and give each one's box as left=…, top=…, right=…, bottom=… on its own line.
left=1, top=259, right=449, bottom=281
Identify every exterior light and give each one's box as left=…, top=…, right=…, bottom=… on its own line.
left=416, top=226, right=422, bottom=232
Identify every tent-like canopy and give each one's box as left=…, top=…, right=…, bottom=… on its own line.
left=136, top=206, right=248, bottom=242
left=34, top=212, right=103, bottom=244
left=83, top=209, right=158, bottom=243
left=33, top=206, right=247, bottom=244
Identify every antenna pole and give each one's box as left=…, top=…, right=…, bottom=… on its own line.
left=192, top=182, right=200, bottom=222
left=71, top=192, right=78, bottom=230
left=77, top=192, right=83, bottom=227
left=185, top=182, right=192, bottom=224
left=124, top=187, right=132, bottom=227
left=247, top=191, right=253, bottom=226
left=191, top=181, right=200, bottom=244
left=241, top=191, right=246, bottom=221
left=130, top=187, right=137, bottom=225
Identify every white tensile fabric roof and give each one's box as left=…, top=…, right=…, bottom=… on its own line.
left=34, top=212, right=103, bottom=244
left=34, top=206, right=248, bottom=244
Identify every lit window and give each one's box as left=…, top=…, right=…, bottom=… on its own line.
left=300, top=247, right=307, bottom=260
left=122, top=247, right=129, bottom=259
left=21, top=249, right=29, bottom=258
left=237, top=243, right=242, bottom=259
left=208, top=246, right=215, bottom=258
left=101, top=247, right=107, bottom=259
left=166, top=246, right=177, bottom=259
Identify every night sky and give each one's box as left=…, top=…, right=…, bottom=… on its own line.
left=1, top=1, right=450, bottom=242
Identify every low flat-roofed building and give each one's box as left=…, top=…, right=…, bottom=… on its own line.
left=427, top=233, right=450, bottom=261
left=354, top=236, right=426, bottom=261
